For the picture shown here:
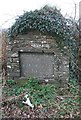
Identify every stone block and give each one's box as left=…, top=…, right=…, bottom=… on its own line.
left=7, top=31, right=69, bottom=83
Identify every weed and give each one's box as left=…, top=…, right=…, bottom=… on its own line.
left=68, top=79, right=79, bottom=95
left=7, top=79, right=16, bottom=86
left=2, top=77, right=80, bottom=118
left=23, top=77, right=57, bottom=105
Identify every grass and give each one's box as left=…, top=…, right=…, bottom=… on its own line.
left=2, top=77, right=80, bottom=118
left=23, top=78, right=57, bottom=105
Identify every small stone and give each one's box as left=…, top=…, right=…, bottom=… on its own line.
left=27, top=115, right=30, bottom=118
left=67, top=65, right=69, bottom=67
left=20, top=49, right=23, bottom=52
left=63, top=72, right=66, bottom=74
left=64, top=46, right=67, bottom=49
left=11, top=53, right=18, bottom=57
left=7, top=65, right=11, bottom=68
left=52, top=75, right=54, bottom=77
left=45, top=79, right=48, bottom=82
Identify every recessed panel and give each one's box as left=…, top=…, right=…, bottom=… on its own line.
left=19, top=52, right=54, bottom=78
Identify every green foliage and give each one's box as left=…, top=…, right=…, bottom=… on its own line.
left=68, top=79, right=79, bottom=95
left=7, top=79, right=16, bottom=85
left=23, top=77, right=56, bottom=105
left=69, top=79, right=77, bottom=86
left=3, top=78, right=80, bottom=118
left=8, top=5, right=78, bottom=78
left=3, top=80, right=25, bottom=96
left=3, top=86, right=24, bottom=96
left=24, top=77, right=40, bottom=89
left=8, top=5, right=74, bottom=47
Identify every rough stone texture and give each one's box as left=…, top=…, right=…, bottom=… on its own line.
left=7, top=30, right=69, bottom=85
left=20, top=53, right=54, bottom=78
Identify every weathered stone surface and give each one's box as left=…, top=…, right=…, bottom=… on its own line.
left=11, top=53, right=18, bottom=57
left=7, top=30, right=69, bottom=85
left=12, top=58, right=19, bottom=63
left=20, top=53, right=54, bottom=78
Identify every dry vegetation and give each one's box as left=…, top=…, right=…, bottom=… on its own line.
left=1, top=78, right=81, bottom=119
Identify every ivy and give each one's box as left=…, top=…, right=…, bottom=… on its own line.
left=8, top=5, right=78, bottom=78
left=8, top=6, right=72, bottom=43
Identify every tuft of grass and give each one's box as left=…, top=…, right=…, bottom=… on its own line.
left=68, top=79, right=79, bottom=96
left=6, top=79, right=16, bottom=86
left=23, top=77, right=57, bottom=105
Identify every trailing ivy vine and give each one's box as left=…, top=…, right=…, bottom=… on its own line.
left=8, top=5, right=78, bottom=78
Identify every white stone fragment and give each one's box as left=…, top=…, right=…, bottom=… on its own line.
left=7, top=65, right=11, bottom=68
left=63, top=72, right=66, bottom=74
left=22, top=94, right=34, bottom=108
left=54, top=54, right=57, bottom=57
left=41, top=41, right=44, bottom=44
left=11, top=53, right=18, bottom=57
left=67, top=65, right=69, bottom=68
left=45, top=79, right=49, bottom=82
left=52, top=75, right=54, bottom=77
left=43, top=41, right=46, bottom=43
left=64, top=46, right=67, bottom=49
left=66, top=78, right=68, bottom=81
left=31, top=43, right=41, bottom=48
left=42, top=44, right=50, bottom=49
left=57, top=96, right=64, bottom=100
left=41, top=41, right=46, bottom=43
left=20, top=49, right=23, bottom=52
left=30, top=41, right=33, bottom=43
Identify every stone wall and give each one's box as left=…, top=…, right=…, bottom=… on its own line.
left=7, top=30, right=69, bottom=84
